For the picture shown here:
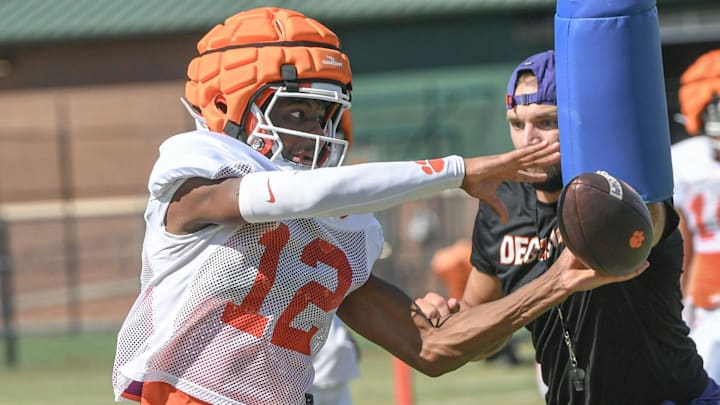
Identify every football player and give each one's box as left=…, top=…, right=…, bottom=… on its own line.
left=672, top=48, right=720, bottom=383
left=112, top=8, right=646, bottom=405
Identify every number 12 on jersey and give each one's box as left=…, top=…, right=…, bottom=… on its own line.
left=221, top=223, right=352, bottom=355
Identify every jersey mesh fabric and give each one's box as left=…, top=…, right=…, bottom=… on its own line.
left=113, top=131, right=381, bottom=405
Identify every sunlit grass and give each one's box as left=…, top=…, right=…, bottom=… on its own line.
left=0, top=330, right=543, bottom=405
left=350, top=332, right=543, bottom=405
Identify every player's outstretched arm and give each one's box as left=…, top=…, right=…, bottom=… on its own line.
left=338, top=249, right=647, bottom=377
left=164, top=141, right=559, bottom=234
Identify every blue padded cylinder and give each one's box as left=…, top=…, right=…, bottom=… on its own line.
left=555, top=0, right=673, bottom=203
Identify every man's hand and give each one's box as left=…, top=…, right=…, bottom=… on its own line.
left=414, top=292, right=461, bottom=327
left=461, top=141, right=560, bottom=223
left=415, top=248, right=647, bottom=329
left=554, top=248, right=649, bottom=294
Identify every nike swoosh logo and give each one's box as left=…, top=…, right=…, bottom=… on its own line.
left=266, top=179, right=276, bottom=203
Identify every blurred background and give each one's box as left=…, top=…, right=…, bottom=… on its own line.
left=0, top=0, right=718, bottom=404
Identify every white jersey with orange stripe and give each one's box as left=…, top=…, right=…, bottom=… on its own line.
left=112, top=129, right=382, bottom=405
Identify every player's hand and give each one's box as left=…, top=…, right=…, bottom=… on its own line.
left=461, top=140, right=560, bottom=223
left=414, top=292, right=461, bottom=327
left=554, top=248, right=649, bottom=293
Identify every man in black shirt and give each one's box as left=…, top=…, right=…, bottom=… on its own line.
left=420, top=50, right=720, bottom=404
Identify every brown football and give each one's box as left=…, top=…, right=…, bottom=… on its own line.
left=557, top=171, right=653, bottom=276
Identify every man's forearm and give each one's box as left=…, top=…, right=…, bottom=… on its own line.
left=413, top=263, right=569, bottom=376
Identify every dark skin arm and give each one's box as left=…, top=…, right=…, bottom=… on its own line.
left=165, top=177, right=247, bottom=234
left=413, top=201, right=669, bottom=367
left=338, top=249, right=647, bottom=377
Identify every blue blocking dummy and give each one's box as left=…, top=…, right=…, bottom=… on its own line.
left=555, top=0, right=673, bottom=203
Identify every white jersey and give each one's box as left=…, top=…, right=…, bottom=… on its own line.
left=113, top=130, right=382, bottom=405
left=671, top=136, right=720, bottom=310
left=672, top=136, right=720, bottom=253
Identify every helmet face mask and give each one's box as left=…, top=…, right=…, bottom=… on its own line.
left=246, top=83, right=350, bottom=170
left=704, top=97, right=720, bottom=134
left=703, top=97, right=720, bottom=151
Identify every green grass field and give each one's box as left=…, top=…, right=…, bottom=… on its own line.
left=0, top=331, right=543, bottom=405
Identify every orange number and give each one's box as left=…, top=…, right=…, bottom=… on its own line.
left=221, top=224, right=352, bottom=355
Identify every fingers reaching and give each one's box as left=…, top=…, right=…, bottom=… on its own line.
left=508, top=140, right=560, bottom=168
left=523, top=140, right=561, bottom=161
left=612, top=261, right=650, bottom=282
left=513, top=169, right=549, bottom=183
left=561, top=250, right=650, bottom=293
left=459, top=140, right=560, bottom=207
left=414, top=292, right=459, bottom=327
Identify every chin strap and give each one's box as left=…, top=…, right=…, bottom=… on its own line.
left=180, top=98, right=209, bottom=131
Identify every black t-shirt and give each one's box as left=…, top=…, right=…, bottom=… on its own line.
left=471, top=181, right=707, bottom=405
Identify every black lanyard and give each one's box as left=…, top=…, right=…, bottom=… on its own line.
left=556, top=306, right=585, bottom=392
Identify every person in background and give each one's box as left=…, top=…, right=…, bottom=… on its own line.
left=309, top=316, right=361, bottom=405
left=431, top=239, right=473, bottom=301
left=672, top=48, right=720, bottom=383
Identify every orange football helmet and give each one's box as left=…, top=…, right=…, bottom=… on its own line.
left=679, top=49, right=720, bottom=137
left=185, top=7, right=352, bottom=168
